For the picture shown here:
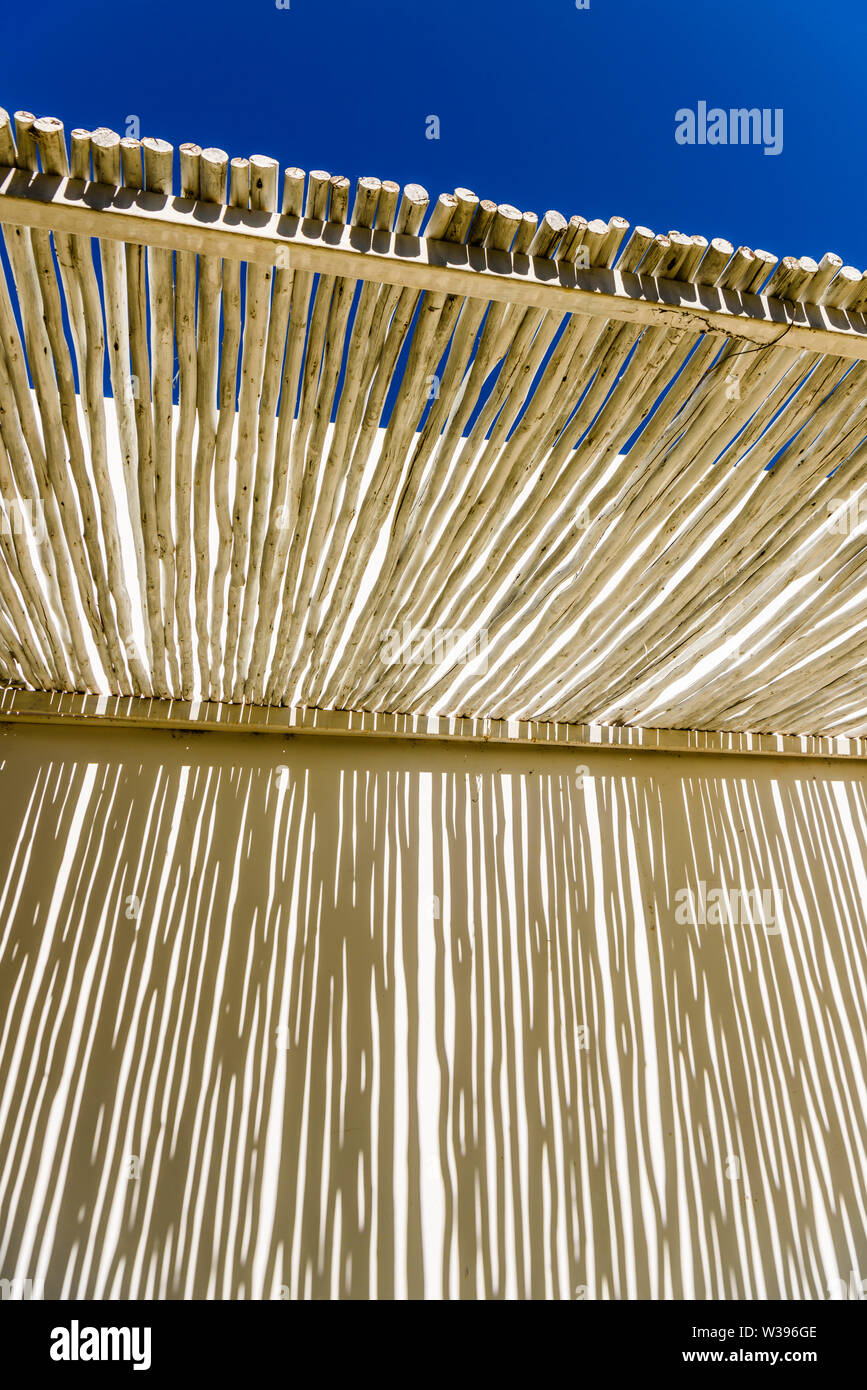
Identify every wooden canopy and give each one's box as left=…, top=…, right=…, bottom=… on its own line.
left=1, top=108, right=866, bottom=737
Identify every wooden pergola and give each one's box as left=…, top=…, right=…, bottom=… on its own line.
left=1, top=108, right=867, bottom=736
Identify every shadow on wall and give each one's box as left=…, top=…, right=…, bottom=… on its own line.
left=0, top=723, right=866, bottom=1300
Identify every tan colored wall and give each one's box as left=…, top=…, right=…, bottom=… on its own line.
left=0, top=720, right=866, bottom=1300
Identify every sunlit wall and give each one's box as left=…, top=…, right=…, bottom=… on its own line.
left=1, top=721, right=866, bottom=1299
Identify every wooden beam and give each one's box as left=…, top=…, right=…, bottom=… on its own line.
left=3, top=687, right=867, bottom=760
left=3, top=167, right=867, bottom=359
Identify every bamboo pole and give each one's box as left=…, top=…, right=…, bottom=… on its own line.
left=266, top=191, right=453, bottom=702
left=292, top=193, right=467, bottom=703
left=242, top=165, right=309, bottom=702
left=193, top=146, right=228, bottom=693
left=260, top=171, right=377, bottom=701
left=142, top=135, right=179, bottom=693
left=0, top=431, right=66, bottom=683
left=222, top=153, right=278, bottom=699
left=91, top=126, right=152, bottom=675
left=233, top=157, right=289, bottom=698
left=122, top=135, right=169, bottom=696
left=4, top=113, right=119, bottom=688
left=0, top=164, right=89, bottom=684
left=174, top=141, right=201, bottom=697
left=36, top=118, right=150, bottom=696
left=209, top=155, right=248, bottom=698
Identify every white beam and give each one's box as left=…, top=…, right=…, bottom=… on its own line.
left=3, top=167, right=867, bottom=359
left=3, top=688, right=867, bottom=760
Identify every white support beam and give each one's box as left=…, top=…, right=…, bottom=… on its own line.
left=3, top=167, right=867, bottom=359
left=3, top=688, right=867, bottom=760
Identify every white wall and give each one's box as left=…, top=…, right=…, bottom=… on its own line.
left=1, top=720, right=866, bottom=1299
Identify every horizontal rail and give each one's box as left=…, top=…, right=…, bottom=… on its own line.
left=3, top=167, right=867, bottom=359
left=3, top=689, right=867, bottom=760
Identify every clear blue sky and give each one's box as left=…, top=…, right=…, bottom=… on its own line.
left=2, top=0, right=865, bottom=265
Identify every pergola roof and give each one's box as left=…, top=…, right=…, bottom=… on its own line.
left=1, top=108, right=867, bottom=737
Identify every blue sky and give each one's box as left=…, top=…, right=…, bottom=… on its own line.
left=2, top=0, right=865, bottom=269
